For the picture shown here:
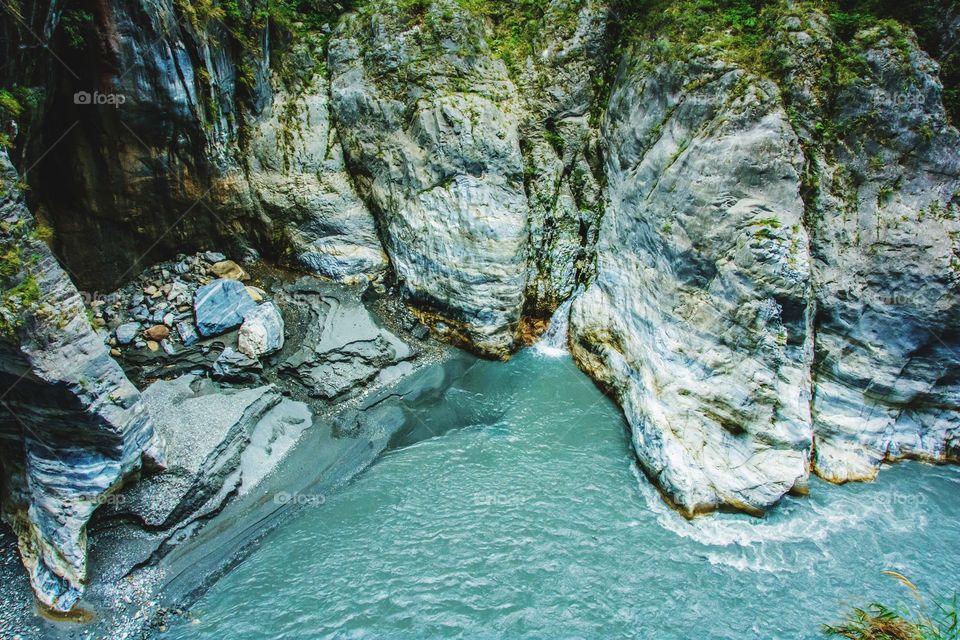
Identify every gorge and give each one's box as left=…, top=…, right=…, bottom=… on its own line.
left=0, top=0, right=958, bottom=637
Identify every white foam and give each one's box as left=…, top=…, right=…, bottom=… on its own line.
left=630, top=462, right=890, bottom=562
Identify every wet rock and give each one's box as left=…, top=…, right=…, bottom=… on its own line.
left=146, top=340, right=160, bottom=352
left=176, top=322, right=199, bottom=347
left=278, top=279, right=414, bottom=400
left=237, top=303, right=284, bottom=358
left=193, top=279, right=257, bottom=337
left=116, top=322, right=141, bottom=346
left=209, top=260, right=250, bottom=281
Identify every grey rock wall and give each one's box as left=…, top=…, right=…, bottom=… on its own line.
left=0, top=151, right=165, bottom=611
left=570, top=52, right=815, bottom=516
left=328, top=1, right=531, bottom=357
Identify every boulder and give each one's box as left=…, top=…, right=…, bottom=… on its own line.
left=202, top=251, right=227, bottom=264
left=238, top=303, right=285, bottom=358
left=193, top=279, right=257, bottom=337
left=209, top=260, right=250, bottom=281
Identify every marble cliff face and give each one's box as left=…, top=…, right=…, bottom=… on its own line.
left=0, top=0, right=958, bottom=608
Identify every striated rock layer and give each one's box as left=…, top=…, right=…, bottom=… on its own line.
left=570, top=7, right=960, bottom=516
left=571, top=50, right=815, bottom=516
left=328, top=1, right=531, bottom=356
left=0, top=151, right=165, bottom=610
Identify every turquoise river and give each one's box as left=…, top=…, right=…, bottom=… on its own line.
left=167, top=348, right=960, bottom=639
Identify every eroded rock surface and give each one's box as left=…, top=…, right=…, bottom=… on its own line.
left=328, top=2, right=530, bottom=356
left=571, top=51, right=814, bottom=516
left=90, top=375, right=311, bottom=570
left=570, top=9, right=960, bottom=515
left=0, top=152, right=165, bottom=610
left=277, top=279, right=414, bottom=399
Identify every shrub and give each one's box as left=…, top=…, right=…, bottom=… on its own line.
left=824, top=574, right=959, bottom=640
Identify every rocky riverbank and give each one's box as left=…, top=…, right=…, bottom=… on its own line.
left=0, top=253, right=462, bottom=638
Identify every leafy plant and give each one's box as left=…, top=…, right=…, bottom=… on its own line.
left=824, top=573, right=959, bottom=640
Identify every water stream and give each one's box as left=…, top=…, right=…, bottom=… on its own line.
left=166, top=349, right=960, bottom=639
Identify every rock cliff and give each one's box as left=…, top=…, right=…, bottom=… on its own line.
left=570, top=3, right=960, bottom=514
left=0, top=151, right=165, bottom=610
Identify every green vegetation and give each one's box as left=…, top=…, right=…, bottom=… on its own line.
left=0, top=220, right=42, bottom=337
left=824, top=575, right=958, bottom=640
left=606, top=0, right=956, bottom=123
left=58, top=9, right=94, bottom=50
left=456, top=0, right=579, bottom=74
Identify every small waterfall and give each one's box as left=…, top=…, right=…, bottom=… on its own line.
left=534, top=289, right=580, bottom=357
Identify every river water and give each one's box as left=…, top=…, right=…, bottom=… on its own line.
left=166, top=349, right=960, bottom=639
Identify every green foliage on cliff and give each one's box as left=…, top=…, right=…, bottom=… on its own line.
left=0, top=220, right=42, bottom=337
left=0, top=89, right=21, bottom=151
left=59, top=9, right=94, bottom=50
left=608, top=0, right=956, bottom=123
left=456, top=0, right=578, bottom=74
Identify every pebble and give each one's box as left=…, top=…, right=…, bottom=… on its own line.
left=110, top=348, right=122, bottom=357
left=412, top=324, right=430, bottom=341
left=146, top=341, right=160, bottom=352
left=144, top=325, right=170, bottom=341
left=245, top=286, right=265, bottom=302
left=144, top=285, right=159, bottom=297
left=160, top=339, right=176, bottom=356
